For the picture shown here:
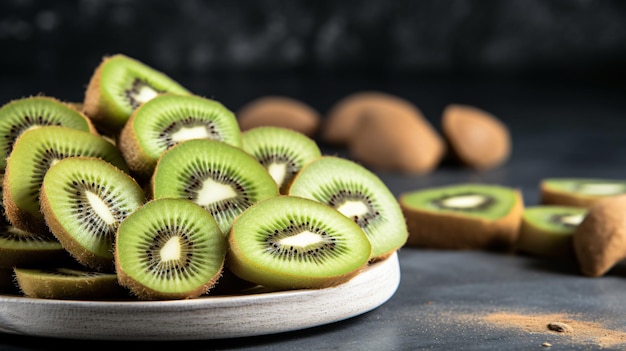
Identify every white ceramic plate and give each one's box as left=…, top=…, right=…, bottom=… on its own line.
left=0, top=252, right=400, bottom=341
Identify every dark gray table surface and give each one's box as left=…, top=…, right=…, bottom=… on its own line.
left=1, top=72, right=626, bottom=350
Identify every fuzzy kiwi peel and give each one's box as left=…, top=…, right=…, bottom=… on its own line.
left=288, top=156, right=408, bottom=261
left=400, top=183, right=524, bottom=250
left=572, top=194, right=626, bottom=277
left=516, top=205, right=587, bottom=259
left=347, top=105, right=445, bottom=174
left=441, top=104, right=511, bottom=170
left=540, top=178, right=626, bottom=208
left=119, top=93, right=242, bottom=181
left=40, top=156, right=146, bottom=272
left=2, top=126, right=129, bottom=234
left=83, top=54, right=191, bottom=134
left=237, top=95, right=321, bottom=138
left=115, top=198, right=227, bottom=300
left=227, top=195, right=372, bottom=290
left=241, top=126, right=322, bottom=194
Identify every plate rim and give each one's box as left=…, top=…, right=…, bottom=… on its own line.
left=0, top=251, right=401, bottom=340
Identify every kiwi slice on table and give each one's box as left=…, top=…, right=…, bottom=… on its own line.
left=287, top=155, right=408, bottom=261
left=0, top=223, right=72, bottom=270
left=2, top=126, right=129, bottom=234
left=227, top=195, right=372, bottom=290
left=118, top=93, right=242, bottom=181
left=40, top=157, right=145, bottom=272
left=13, top=267, right=126, bottom=300
left=83, top=54, right=191, bottom=133
left=399, top=183, right=524, bottom=250
left=241, top=126, right=322, bottom=194
left=0, top=95, right=98, bottom=173
left=115, top=198, right=227, bottom=300
left=540, top=178, right=626, bottom=208
left=151, top=139, right=279, bottom=235
left=515, top=205, right=587, bottom=259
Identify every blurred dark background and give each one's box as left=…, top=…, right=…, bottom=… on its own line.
left=2, top=0, right=626, bottom=202
left=2, top=0, right=626, bottom=82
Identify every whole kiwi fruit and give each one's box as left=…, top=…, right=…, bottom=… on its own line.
left=237, top=95, right=321, bottom=138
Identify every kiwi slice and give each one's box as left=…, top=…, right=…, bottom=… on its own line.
left=2, top=126, right=129, bottom=233
left=399, top=183, right=524, bottom=250
left=118, top=93, right=242, bottom=181
left=287, top=155, right=407, bottom=261
left=241, top=126, right=322, bottom=194
left=0, top=95, right=98, bottom=172
left=227, top=196, right=372, bottom=290
left=115, top=198, right=227, bottom=300
left=40, top=157, right=145, bottom=272
left=0, top=223, right=71, bottom=269
left=540, top=178, right=626, bottom=208
left=151, top=139, right=279, bottom=235
left=516, top=205, right=587, bottom=259
left=83, top=54, right=191, bottom=133
left=13, top=267, right=126, bottom=300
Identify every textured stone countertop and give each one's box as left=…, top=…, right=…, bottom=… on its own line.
left=1, top=72, right=626, bottom=350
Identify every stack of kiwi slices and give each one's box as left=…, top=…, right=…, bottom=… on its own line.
left=0, top=53, right=408, bottom=300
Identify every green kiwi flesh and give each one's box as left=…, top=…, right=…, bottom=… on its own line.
left=114, top=198, right=227, bottom=300
left=0, top=95, right=97, bottom=172
left=400, top=184, right=518, bottom=220
left=40, top=157, right=145, bottom=272
left=119, top=93, right=242, bottom=181
left=241, top=126, right=322, bottom=194
left=2, top=126, right=129, bottom=233
left=516, top=205, right=587, bottom=258
left=541, top=178, right=626, bottom=207
left=13, top=267, right=126, bottom=300
left=227, top=195, right=372, bottom=290
left=287, top=156, right=407, bottom=261
left=84, top=54, right=191, bottom=133
left=151, top=139, right=279, bottom=236
left=0, top=223, right=70, bottom=269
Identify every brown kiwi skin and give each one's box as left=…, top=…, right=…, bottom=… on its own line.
left=400, top=190, right=524, bottom=251
left=347, top=106, right=445, bottom=174
left=321, top=91, right=425, bottom=146
left=441, top=104, right=511, bottom=171
left=117, top=102, right=158, bottom=183
left=237, top=96, right=321, bottom=138
left=572, top=194, right=626, bottom=277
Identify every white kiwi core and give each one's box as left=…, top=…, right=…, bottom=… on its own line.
left=134, top=84, right=159, bottom=105
left=336, top=200, right=369, bottom=218
left=440, top=195, right=488, bottom=209
left=279, top=231, right=322, bottom=247
left=160, top=236, right=181, bottom=261
left=196, top=177, right=237, bottom=207
left=560, top=213, right=585, bottom=226
left=85, top=191, right=116, bottom=225
left=170, top=126, right=211, bottom=144
left=577, top=183, right=624, bottom=195
left=267, top=162, right=287, bottom=187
